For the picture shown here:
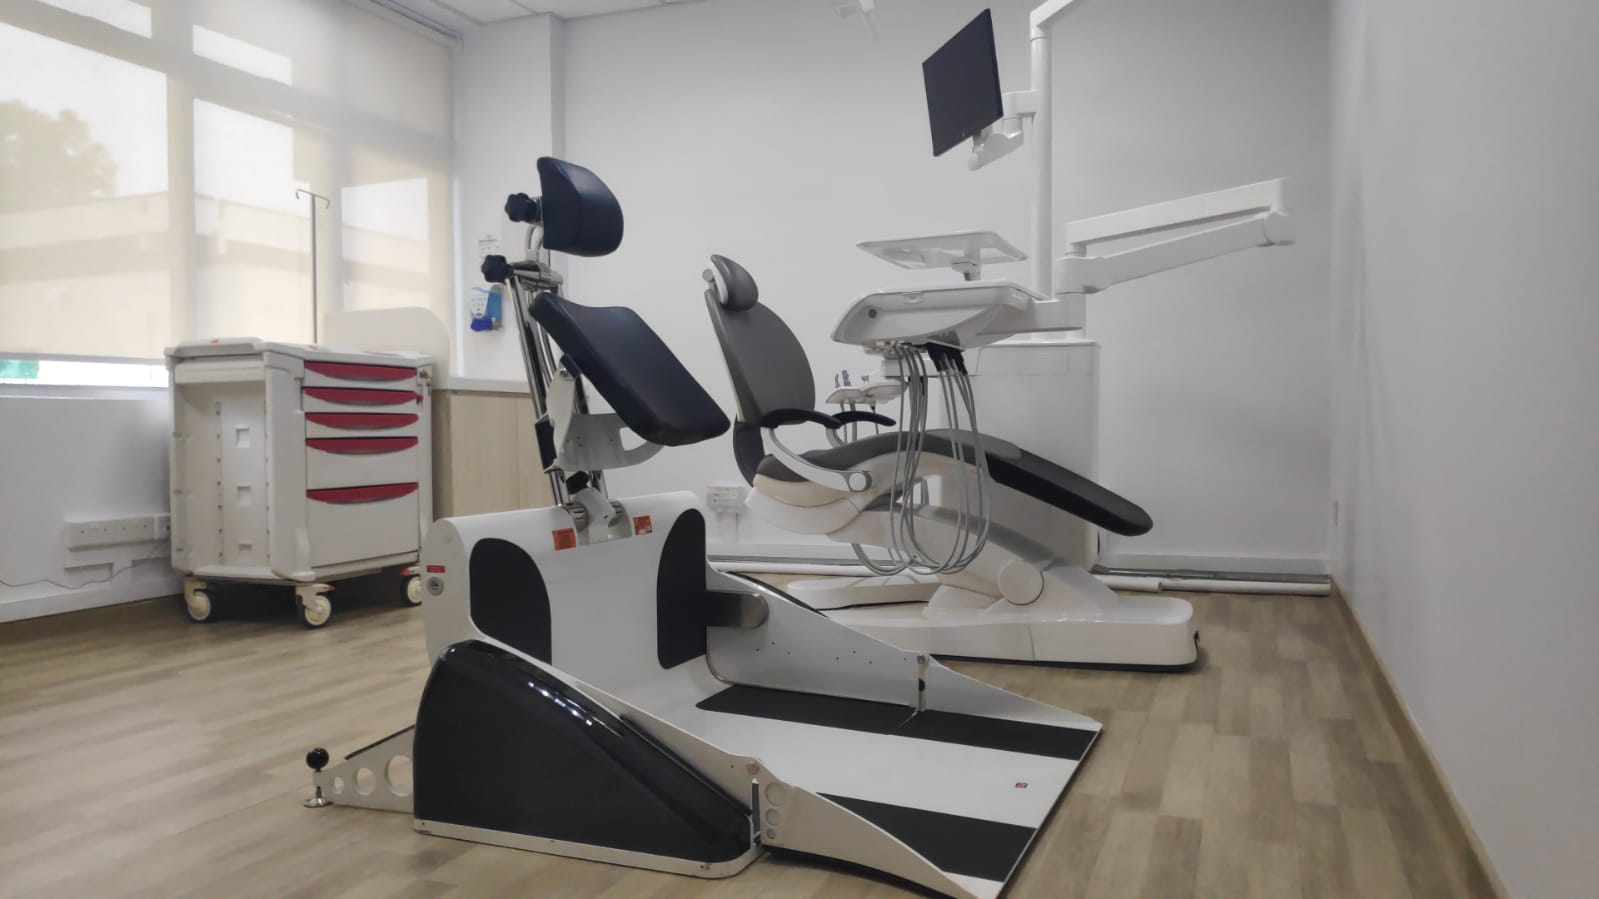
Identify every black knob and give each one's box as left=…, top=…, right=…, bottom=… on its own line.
left=504, top=192, right=540, bottom=224
left=481, top=254, right=512, bottom=284
left=306, top=747, right=329, bottom=771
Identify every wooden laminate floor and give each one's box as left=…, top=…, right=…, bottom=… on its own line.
left=0, top=581, right=1494, bottom=898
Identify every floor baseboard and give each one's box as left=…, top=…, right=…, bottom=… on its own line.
left=1329, top=578, right=1507, bottom=897
left=0, top=574, right=182, bottom=623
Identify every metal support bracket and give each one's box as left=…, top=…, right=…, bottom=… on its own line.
left=308, top=726, right=415, bottom=814
left=548, top=372, right=663, bottom=473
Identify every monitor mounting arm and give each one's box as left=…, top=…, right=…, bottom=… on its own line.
left=967, top=0, right=1091, bottom=300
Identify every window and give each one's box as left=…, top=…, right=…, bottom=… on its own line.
left=0, top=23, right=170, bottom=360
left=192, top=99, right=322, bottom=343
left=0, top=0, right=453, bottom=382
left=0, top=357, right=165, bottom=386
left=37, top=0, right=151, bottom=38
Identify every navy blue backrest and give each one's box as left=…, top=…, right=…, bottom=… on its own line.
left=532, top=293, right=730, bottom=447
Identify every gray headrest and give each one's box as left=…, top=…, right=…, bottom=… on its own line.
left=702, top=254, right=760, bottom=311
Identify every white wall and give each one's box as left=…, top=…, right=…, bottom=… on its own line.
left=0, top=389, right=179, bottom=622
left=1329, top=1, right=1599, bottom=895
left=1053, top=0, right=1331, bottom=571
left=453, top=13, right=564, bottom=382
left=550, top=0, right=1331, bottom=568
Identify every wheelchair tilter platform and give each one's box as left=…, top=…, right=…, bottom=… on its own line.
left=311, top=496, right=1098, bottom=898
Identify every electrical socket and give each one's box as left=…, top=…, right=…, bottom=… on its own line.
left=65, top=521, right=114, bottom=549
left=65, top=515, right=168, bottom=550
left=705, top=484, right=749, bottom=513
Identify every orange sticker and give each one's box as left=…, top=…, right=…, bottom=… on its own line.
left=633, top=515, right=653, bottom=535
left=552, top=528, right=578, bottom=550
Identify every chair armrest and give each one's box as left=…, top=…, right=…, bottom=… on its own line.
left=757, top=409, right=872, bottom=493
left=760, top=408, right=844, bottom=430
left=833, top=410, right=895, bottom=427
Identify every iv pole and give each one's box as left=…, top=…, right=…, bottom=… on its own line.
left=295, top=188, right=332, bottom=342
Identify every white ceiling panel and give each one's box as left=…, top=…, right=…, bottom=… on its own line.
left=531, top=0, right=659, bottom=17
left=430, top=0, right=536, bottom=23
left=427, top=0, right=699, bottom=25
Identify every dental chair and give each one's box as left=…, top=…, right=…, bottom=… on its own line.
left=702, top=254, right=1199, bottom=668
left=304, top=158, right=1102, bottom=899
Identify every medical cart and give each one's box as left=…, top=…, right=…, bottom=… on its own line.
left=167, top=339, right=433, bottom=627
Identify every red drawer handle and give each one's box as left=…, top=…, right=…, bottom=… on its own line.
left=304, top=387, right=419, bottom=406
left=308, top=483, right=419, bottom=504
left=307, top=437, right=419, bottom=455
left=306, top=412, right=419, bottom=430
left=306, top=361, right=417, bottom=382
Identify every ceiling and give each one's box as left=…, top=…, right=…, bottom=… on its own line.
left=399, top=0, right=699, bottom=28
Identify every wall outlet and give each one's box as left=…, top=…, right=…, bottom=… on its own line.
left=65, top=521, right=115, bottom=549
left=705, top=484, right=749, bottom=513
left=65, top=515, right=169, bottom=550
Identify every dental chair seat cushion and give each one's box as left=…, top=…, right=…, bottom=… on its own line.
left=531, top=293, right=730, bottom=447
left=755, top=430, right=1153, bottom=536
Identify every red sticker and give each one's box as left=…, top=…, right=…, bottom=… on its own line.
left=633, top=515, right=653, bottom=535
left=552, top=528, right=578, bottom=550
left=1014, top=782, right=1029, bottom=789
left=425, top=564, right=446, bottom=573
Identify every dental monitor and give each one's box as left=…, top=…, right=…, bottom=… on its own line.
left=922, top=9, right=1003, bottom=156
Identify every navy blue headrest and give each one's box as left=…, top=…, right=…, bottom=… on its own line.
left=531, top=293, right=729, bottom=447
left=537, top=158, right=623, bottom=257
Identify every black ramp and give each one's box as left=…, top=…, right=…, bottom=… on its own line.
left=414, top=641, right=751, bottom=863
left=820, top=794, right=1035, bottom=883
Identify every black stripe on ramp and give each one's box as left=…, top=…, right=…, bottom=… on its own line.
left=695, top=685, right=912, bottom=732
left=896, top=709, right=1096, bottom=760
left=820, top=793, right=1035, bottom=883
left=696, top=686, right=1094, bottom=760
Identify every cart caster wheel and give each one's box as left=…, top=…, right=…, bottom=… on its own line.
left=297, top=593, right=333, bottom=628
left=185, top=589, right=213, bottom=623
left=404, top=575, right=424, bottom=607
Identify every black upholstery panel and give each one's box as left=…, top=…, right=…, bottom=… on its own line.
left=756, top=431, right=1154, bottom=536
left=532, top=293, right=729, bottom=447
left=657, top=510, right=710, bottom=669
left=536, top=158, right=623, bottom=257
left=468, top=538, right=552, bottom=664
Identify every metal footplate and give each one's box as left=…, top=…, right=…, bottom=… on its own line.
left=305, top=726, right=415, bottom=814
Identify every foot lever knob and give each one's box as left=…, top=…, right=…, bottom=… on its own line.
left=304, top=747, right=332, bottom=808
